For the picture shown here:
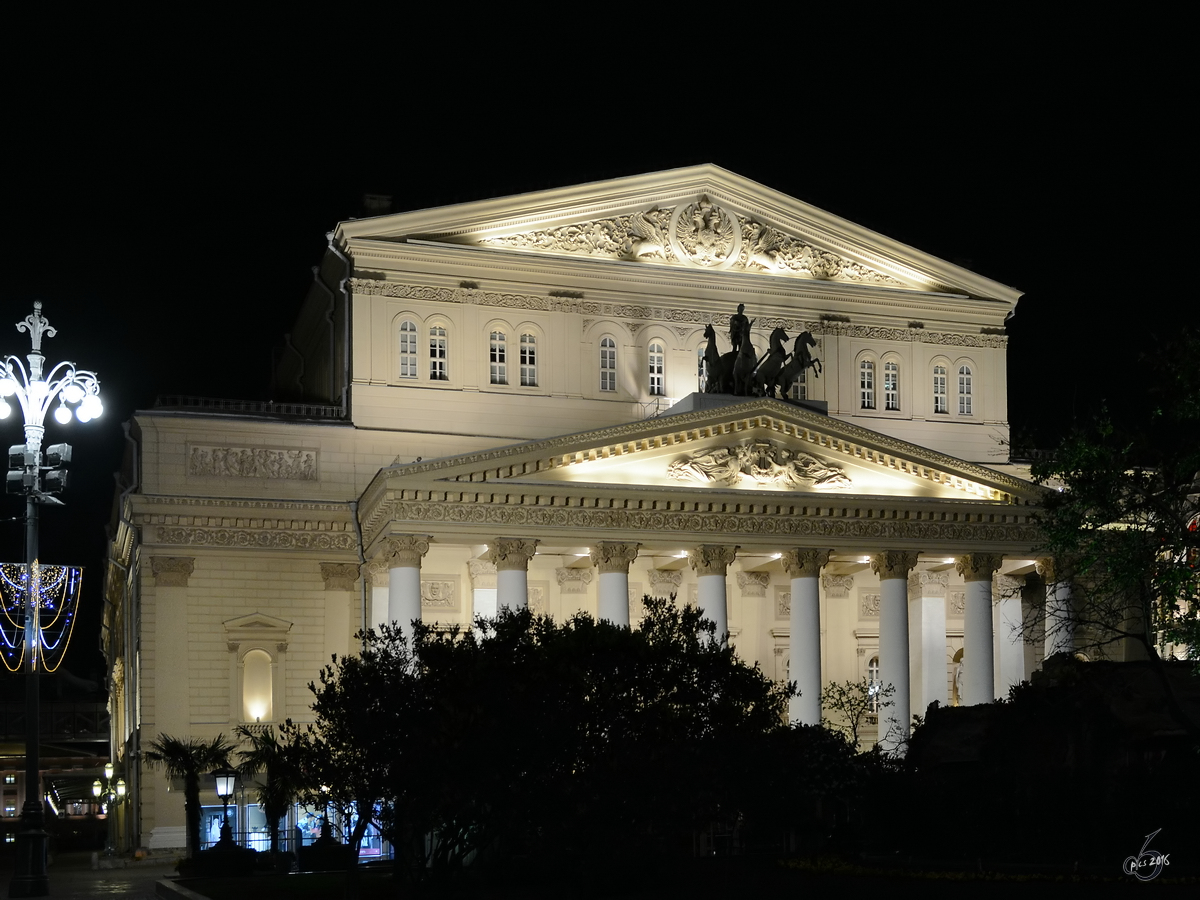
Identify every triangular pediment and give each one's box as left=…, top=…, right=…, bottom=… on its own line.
left=337, top=165, right=1020, bottom=304
left=371, top=397, right=1040, bottom=505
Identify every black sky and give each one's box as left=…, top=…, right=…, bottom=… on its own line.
left=0, top=38, right=1190, bottom=682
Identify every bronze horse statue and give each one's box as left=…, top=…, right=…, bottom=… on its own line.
left=755, top=327, right=790, bottom=397
left=703, top=320, right=754, bottom=394
left=768, top=331, right=822, bottom=398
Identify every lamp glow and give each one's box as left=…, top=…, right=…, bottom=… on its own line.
left=53, top=405, right=71, bottom=425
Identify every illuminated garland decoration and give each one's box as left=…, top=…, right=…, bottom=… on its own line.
left=0, top=561, right=82, bottom=673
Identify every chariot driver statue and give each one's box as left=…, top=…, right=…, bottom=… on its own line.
left=729, top=304, right=749, bottom=354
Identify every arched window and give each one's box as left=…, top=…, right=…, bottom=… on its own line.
left=600, top=337, right=616, bottom=392
left=958, top=365, right=973, bottom=415
left=884, top=361, right=900, bottom=411
left=398, top=320, right=418, bottom=379
left=860, top=360, right=875, bottom=409
left=932, top=365, right=948, bottom=414
left=520, top=333, right=537, bottom=386
left=429, top=325, right=448, bottom=381
left=489, top=331, right=507, bottom=385
left=648, top=343, right=665, bottom=396
left=242, top=649, right=273, bottom=723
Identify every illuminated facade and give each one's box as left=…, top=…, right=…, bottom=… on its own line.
left=104, top=166, right=1053, bottom=851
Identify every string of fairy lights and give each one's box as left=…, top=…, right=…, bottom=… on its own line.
left=0, top=561, right=82, bottom=673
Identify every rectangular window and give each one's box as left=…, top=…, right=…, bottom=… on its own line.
left=399, top=320, right=418, bottom=379
left=520, top=334, right=537, bottom=387
left=884, top=361, right=899, bottom=411
left=789, top=368, right=806, bottom=401
left=430, top=326, right=448, bottom=381
left=600, top=338, right=616, bottom=392
left=860, top=361, right=875, bottom=409
left=489, top=332, right=507, bottom=385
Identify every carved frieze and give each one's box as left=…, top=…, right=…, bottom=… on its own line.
left=949, top=591, right=965, bottom=615
left=860, top=592, right=881, bottom=617
left=528, top=583, right=547, bottom=615
left=667, top=440, right=851, bottom=491
left=420, top=579, right=457, bottom=609
left=155, top=527, right=356, bottom=551
left=775, top=587, right=791, bottom=618
left=189, top=446, right=317, bottom=480
left=476, top=197, right=903, bottom=285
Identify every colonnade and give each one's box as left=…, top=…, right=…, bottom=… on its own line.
left=367, top=535, right=1073, bottom=741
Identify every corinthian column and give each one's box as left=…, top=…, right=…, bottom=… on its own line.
left=590, top=542, right=640, bottom=627
left=871, top=550, right=919, bottom=749
left=781, top=549, right=832, bottom=726
left=688, top=545, right=738, bottom=643
left=487, top=538, right=539, bottom=612
left=956, top=553, right=1003, bottom=706
left=908, top=570, right=948, bottom=717
left=383, top=535, right=431, bottom=636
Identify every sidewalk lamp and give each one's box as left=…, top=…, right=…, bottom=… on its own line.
left=2, top=302, right=102, bottom=898
left=212, top=766, right=238, bottom=848
left=92, top=763, right=125, bottom=853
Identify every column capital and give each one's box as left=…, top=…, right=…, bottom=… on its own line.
left=590, top=541, right=641, bottom=575
left=907, top=570, right=949, bottom=598
left=319, top=562, right=359, bottom=592
left=688, top=545, right=737, bottom=576
left=736, top=571, right=770, bottom=597
left=871, top=550, right=919, bottom=581
left=781, top=548, right=832, bottom=579
left=150, top=556, right=194, bottom=587
left=382, top=534, right=432, bottom=568
left=648, top=568, right=682, bottom=591
left=487, top=538, right=538, bottom=572
left=468, top=558, right=497, bottom=589
left=362, top=557, right=389, bottom=587
left=956, top=553, right=1004, bottom=582
left=821, top=573, right=854, bottom=598
left=555, top=567, right=594, bottom=593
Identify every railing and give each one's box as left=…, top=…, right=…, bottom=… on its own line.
left=154, top=396, right=346, bottom=420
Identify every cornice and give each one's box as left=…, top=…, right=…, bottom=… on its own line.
left=131, top=494, right=353, bottom=514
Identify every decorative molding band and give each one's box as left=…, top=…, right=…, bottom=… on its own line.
left=150, top=557, right=194, bottom=587
left=154, top=526, right=356, bottom=551
left=319, top=563, right=359, bottom=591
left=350, top=280, right=1005, bottom=348
left=188, top=445, right=317, bottom=480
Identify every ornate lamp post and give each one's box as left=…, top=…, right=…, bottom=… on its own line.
left=212, top=766, right=238, bottom=848
left=91, top=762, right=125, bottom=855
left=1, top=302, right=102, bottom=898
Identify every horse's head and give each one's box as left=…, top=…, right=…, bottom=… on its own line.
left=704, top=324, right=716, bottom=341
left=771, top=326, right=788, bottom=344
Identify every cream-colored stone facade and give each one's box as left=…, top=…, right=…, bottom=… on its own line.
left=105, top=166, right=1046, bottom=851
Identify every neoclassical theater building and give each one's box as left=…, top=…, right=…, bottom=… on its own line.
left=104, top=166, right=1060, bottom=851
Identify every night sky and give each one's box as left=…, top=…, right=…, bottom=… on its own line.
left=1, top=48, right=1190, bottom=687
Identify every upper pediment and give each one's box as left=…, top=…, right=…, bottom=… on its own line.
left=337, top=165, right=1021, bottom=304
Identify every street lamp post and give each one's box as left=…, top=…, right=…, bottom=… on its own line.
left=92, top=762, right=125, bottom=855
left=2, top=302, right=102, bottom=898
left=212, top=767, right=238, bottom=849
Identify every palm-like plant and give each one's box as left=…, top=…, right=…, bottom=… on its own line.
left=144, top=733, right=237, bottom=857
left=236, top=725, right=304, bottom=855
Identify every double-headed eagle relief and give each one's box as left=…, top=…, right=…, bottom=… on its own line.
left=668, top=440, right=851, bottom=491
left=482, top=195, right=904, bottom=285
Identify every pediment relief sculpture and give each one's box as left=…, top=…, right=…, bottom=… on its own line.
left=667, top=440, right=851, bottom=491
left=480, top=196, right=904, bottom=286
